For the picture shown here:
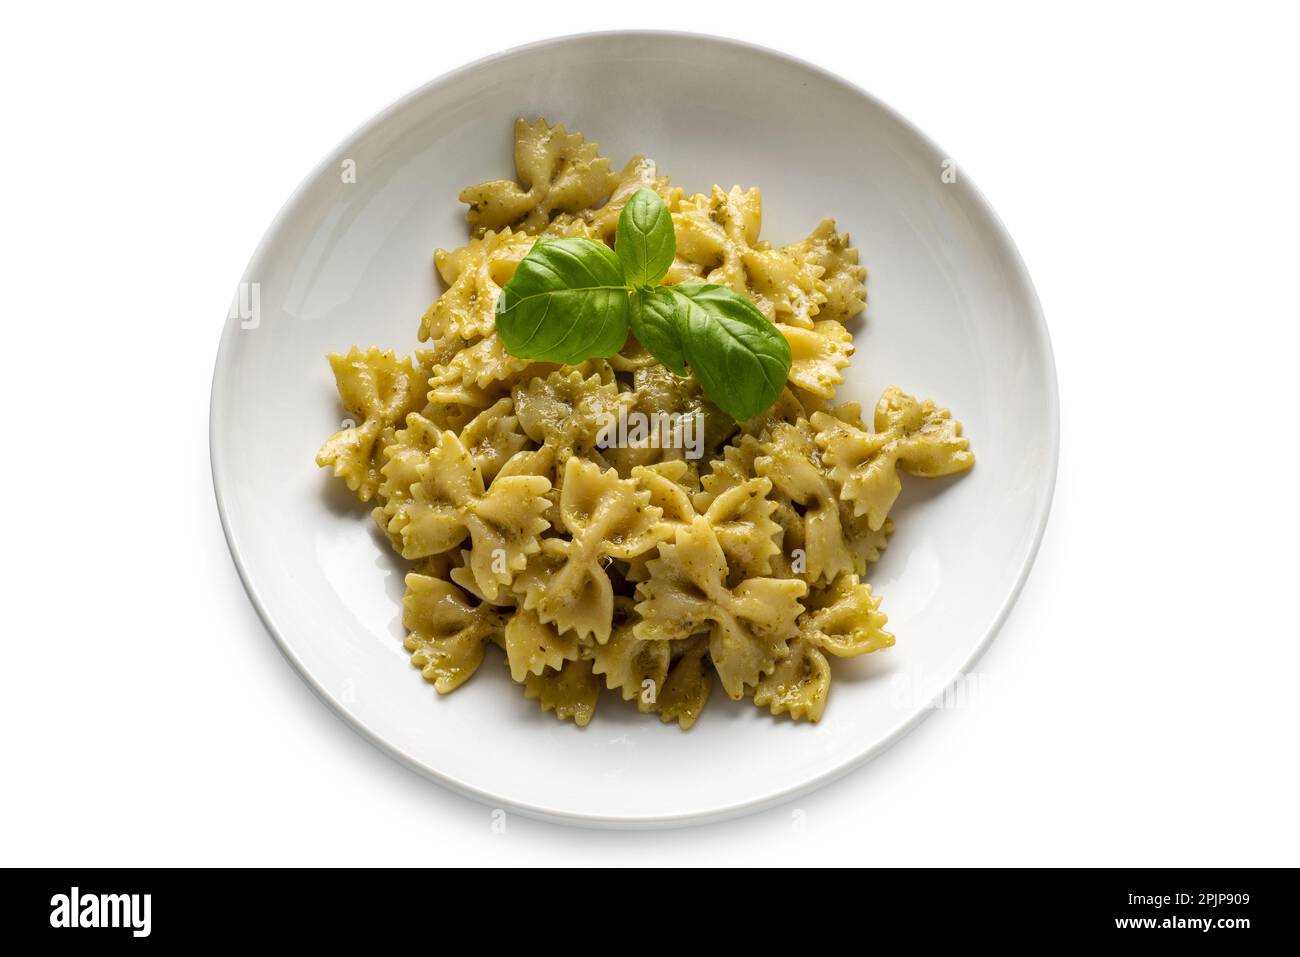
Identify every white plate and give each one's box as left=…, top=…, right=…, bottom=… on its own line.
left=211, top=31, right=1058, bottom=827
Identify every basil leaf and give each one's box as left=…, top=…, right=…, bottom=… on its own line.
left=496, top=238, right=631, bottom=363
left=670, top=283, right=792, bottom=421
left=615, top=188, right=676, bottom=289
left=629, top=288, right=688, bottom=375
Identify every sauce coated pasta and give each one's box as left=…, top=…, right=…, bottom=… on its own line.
left=316, top=119, right=974, bottom=727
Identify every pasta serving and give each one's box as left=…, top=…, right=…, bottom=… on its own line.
left=316, top=119, right=974, bottom=727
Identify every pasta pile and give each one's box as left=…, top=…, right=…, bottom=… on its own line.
left=316, top=119, right=975, bottom=727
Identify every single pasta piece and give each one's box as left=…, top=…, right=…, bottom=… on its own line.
left=455, top=398, right=529, bottom=482
left=778, top=320, right=854, bottom=398
left=753, top=636, right=832, bottom=722
left=513, top=457, right=664, bottom=642
left=422, top=227, right=536, bottom=341
left=522, top=658, right=602, bottom=726
left=459, top=118, right=619, bottom=235
left=656, top=638, right=714, bottom=729
left=635, top=516, right=806, bottom=700
left=813, top=386, right=975, bottom=531
left=316, top=347, right=424, bottom=502
left=427, top=332, right=536, bottom=392
left=587, top=596, right=671, bottom=712
left=503, top=607, right=580, bottom=683
left=800, top=573, right=894, bottom=657
left=784, top=218, right=867, bottom=324
left=755, top=420, right=857, bottom=586
left=402, top=573, right=508, bottom=693
left=700, top=478, right=784, bottom=583
left=379, top=430, right=552, bottom=600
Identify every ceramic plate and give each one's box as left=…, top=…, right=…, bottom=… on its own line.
left=210, top=31, right=1058, bottom=827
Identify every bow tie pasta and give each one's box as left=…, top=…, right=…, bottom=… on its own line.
left=315, top=347, right=424, bottom=501
left=636, top=516, right=807, bottom=700
left=316, top=119, right=975, bottom=727
left=459, top=118, right=619, bottom=236
left=403, top=573, right=508, bottom=693
left=812, top=387, right=975, bottom=532
left=514, top=457, right=665, bottom=642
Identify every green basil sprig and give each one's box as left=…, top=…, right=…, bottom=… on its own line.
left=495, top=188, right=791, bottom=421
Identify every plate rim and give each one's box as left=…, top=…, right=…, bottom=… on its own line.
left=209, top=29, right=1060, bottom=829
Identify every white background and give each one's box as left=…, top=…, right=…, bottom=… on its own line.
left=3, top=1, right=1297, bottom=866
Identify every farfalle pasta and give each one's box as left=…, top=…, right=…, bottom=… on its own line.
left=317, top=119, right=975, bottom=727
left=812, top=387, right=976, bottom=532
left=316, top=347, right=424, bottom=501
left=514, top=457, right=664, bottom=642
left=635, top=516, right=807, bottom=700
left=460, top=119, right=618, bottom=236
